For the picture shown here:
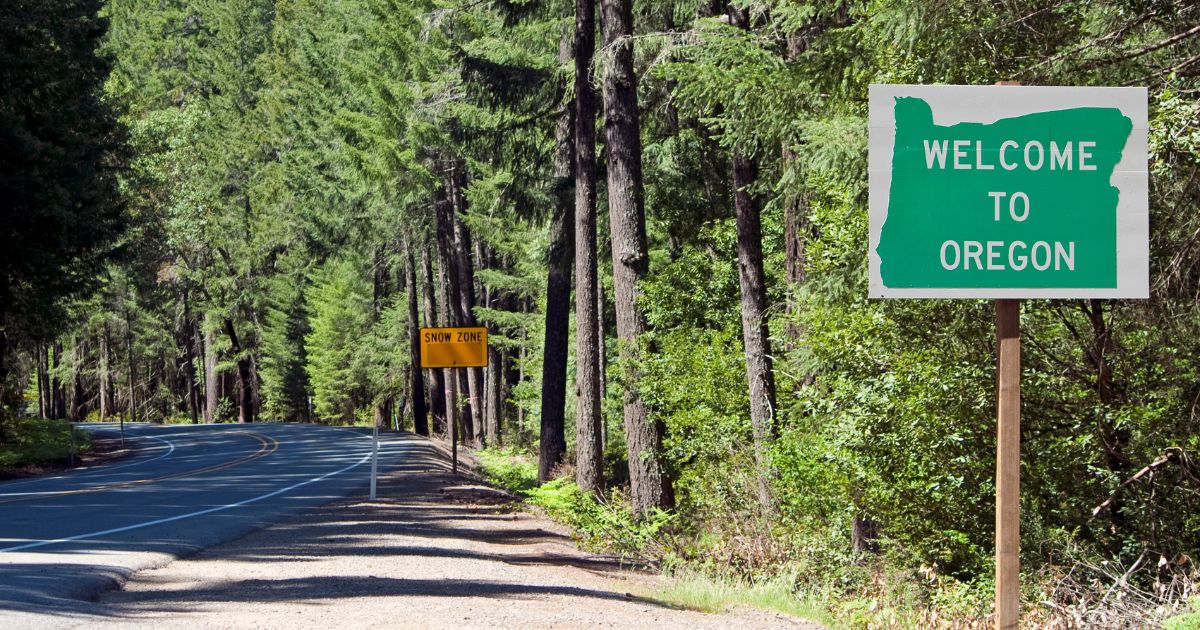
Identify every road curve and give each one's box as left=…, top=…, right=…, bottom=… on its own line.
left=0, top=422, right=405, bottom=617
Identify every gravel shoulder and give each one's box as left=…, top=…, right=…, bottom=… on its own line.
left=74, top=435, right=821, bottom=629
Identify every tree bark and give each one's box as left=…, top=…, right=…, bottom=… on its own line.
left=223, top=318, right=254, bottom=423
left=71, top=339, right=86, bottom=421
left=539, top=31, right=576, bottom=484
left=0, top=330, right=7, bottom=441
left=125, top=323, right=137, bottom=422
left=733, top=153, right=779, bottom=511
left=482, top=244, right=502, bottom=445
left=52, top=341, right=66, bottom=419
left=1084, top=299, right=1129, bottom=528
left=574, top=0, right=604, bottom=493
left=204, top=314, right=218, bottom=423
left=421, top=244, right=446, bottom=435
left=405, top=238, right=429, bottom=436
left=601, top=0, right=674, bottom=512
left=783, top=185, right=809, bottom=351
left=373, top=395, right=392, bottom=429
left=182, top=305, right=200, bottom=424
left=447, top=162, right=484, bottom=445
left=434, top=184, right=469, bottom=442
left=100, top=324, right=112, bottom=421
left=485, top=347, right=502, bottom=444
left=37, top=343, right=48, bottom=419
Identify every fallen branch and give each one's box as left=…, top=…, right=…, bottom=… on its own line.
left=1092, top=447, right=1192, bottom=518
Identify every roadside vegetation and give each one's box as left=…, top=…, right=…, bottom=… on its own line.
left=0, top=415, right=91, bottom=476
left=2, top=0, right=1198, bottom=628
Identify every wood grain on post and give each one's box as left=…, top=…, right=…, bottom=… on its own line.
left=995, top=298, right=1021, bottom=629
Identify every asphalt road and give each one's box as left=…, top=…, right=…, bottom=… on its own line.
left=0, top=422, right=407, bottom=622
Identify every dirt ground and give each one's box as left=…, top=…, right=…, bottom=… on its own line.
left=78, top=438, right=823, bottom=629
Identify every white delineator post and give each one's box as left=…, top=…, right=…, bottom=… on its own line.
left=995, top=298, right=1020, bottom=629
left=369, top=422, right=379, bottom=501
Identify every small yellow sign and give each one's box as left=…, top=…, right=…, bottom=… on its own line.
left=420, top=327, right=488, bottom=368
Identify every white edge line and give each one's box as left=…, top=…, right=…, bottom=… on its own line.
left=0, top=435, right=374, bottom=553
left=0, top=435, right=177, bottom=492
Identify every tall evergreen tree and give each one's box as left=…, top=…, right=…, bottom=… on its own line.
left=573, top=0, right=604, bottom=493
left=0, top=0, right=127, bottom=420
left=600, top=0, right=674, bottom=512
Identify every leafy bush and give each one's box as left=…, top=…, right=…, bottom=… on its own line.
left=525, top=478, right=676, bottom=559
left=475, top=447, right=538, bottom=493
left=1166, top=599, right=1200, bottom=630
left=0, top=416, right=90, bottom=472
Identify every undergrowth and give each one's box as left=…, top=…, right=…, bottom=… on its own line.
left=0, top=415, right=90, bottom=473
left=472, top=446, right=1199, bottom=628
left=653, top=571, right=838, bottom=627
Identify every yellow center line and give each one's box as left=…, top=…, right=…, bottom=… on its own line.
left=0, top=431, right=281, bottom=506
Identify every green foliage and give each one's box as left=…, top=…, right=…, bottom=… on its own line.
left=0, top=0, right=127, bottom=350
left=305, top=257, right=372, bottom=422
left=1166, top=600, right=1200, bottom=630
left=0, top=416, right=90, bottom=472
left=525, top=479, right=676, bottom=558
left=260, top=272, right=311, bottom=421
left=474, top=447, right=538, bottom=493
left=653, top=572, right=836, bottom=627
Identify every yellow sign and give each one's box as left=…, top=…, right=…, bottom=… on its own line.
left=420, top=327, right=488, bottom=368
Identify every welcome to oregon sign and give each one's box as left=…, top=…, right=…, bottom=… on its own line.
left=869, top=85, right=1148, bottom=299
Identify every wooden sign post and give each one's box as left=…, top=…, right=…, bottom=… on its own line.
left=995, top=298, right=1020, bottom=629
left=869, top=84, right=1148, bottom=629
left=419, top=327, right=489, bottom=474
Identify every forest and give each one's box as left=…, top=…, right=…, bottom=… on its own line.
left=2, top=0, right=1199, bottom=626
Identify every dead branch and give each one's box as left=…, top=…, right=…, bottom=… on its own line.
left=1092, top=447, right=1193, bottom=518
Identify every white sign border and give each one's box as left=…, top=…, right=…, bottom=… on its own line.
left=868, top=84, right=1149, bottom=299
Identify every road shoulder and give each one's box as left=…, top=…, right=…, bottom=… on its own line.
left=86, top=435, right=820, bottom=629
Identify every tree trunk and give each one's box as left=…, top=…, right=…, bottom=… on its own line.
left=445, top=352, right=459, bottom=445
left=447, top=162, right=484, bottom=445
left=482, top=247, right=502, bottom=445
left=852, top=516, right=881, bottom=554
left=204, top=314, right=218, bottom=423
left=504, top=338, right=522, bottom=439
left=783, top=183, right=808, bottom=342
left=125, top=321, right=137, bottom=422
left=421, top=244, right=446, bottom=435
left=732, top=153, right=779, bottom=510
left=485, top=348, right=502, bottom=444
left=373, top=395, right=391, bottom=429
left=601, top=0, right=674, bottom=512
left=0, top=330, right=7, bottom=442
left=51, top=341, right=66, bottom=418
left=434, top=185, right=469, bottom=441
left=573, top=0, right=604, bottom=493
left=182, top=304, right=200, bottom=424
left=373, top=246, right=386, bottom=320
left=1084, top=299, right=1129, bottom=528
left=539, top=32, right=575, bottom=484
left=223, top=318, right=254, bottom=424
left=405, top=238, right=429, bottom=436
left=36, top=343, right=48, bottom=419
left=100, top=325, right=111, bottom=421
left=71, top=339, right=86, bottom=421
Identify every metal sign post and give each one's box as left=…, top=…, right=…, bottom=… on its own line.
left=369, top=422, right=379, bottom=501
left=419, top=326, right=488, bottom=476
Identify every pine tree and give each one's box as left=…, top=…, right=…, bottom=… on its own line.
left=0, top=0, right=127, bottom=415
left=600, top=0, right=674, bottom=512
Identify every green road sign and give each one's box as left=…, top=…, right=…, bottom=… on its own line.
left=869, top=85, right=1148, bottom=298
